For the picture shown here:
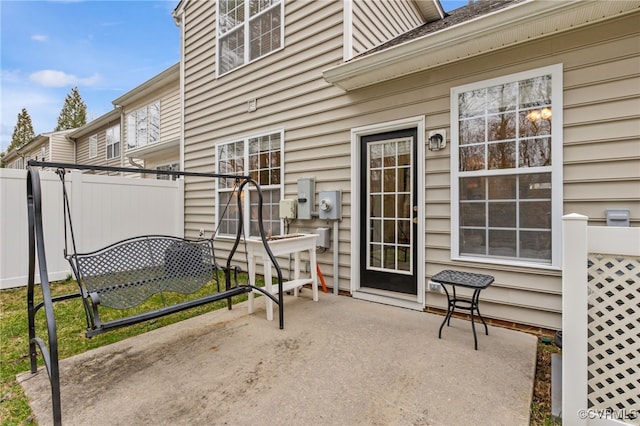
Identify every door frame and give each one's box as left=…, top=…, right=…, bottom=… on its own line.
left=350, top=116, right=426, bottom=310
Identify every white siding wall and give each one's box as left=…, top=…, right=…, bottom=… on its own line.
left=180, top=0, right=639, bottom=330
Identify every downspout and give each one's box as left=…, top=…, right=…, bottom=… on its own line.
left=173, top=7, right=186, bottom=173
left=65, top=135, right=76, bottom=163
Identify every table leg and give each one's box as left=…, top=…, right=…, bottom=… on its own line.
left=472, top=289, right=489, bottom=336
left=264, top=256, right=273, bottom=321
left=247, top=253, right=257, bottom=314
left=438, top=283, right=452, bottom=339
left=310, top=247, right=318, bottom=302
left=470, top=288, right=479, bottom=350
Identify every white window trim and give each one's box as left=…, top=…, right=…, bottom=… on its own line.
left=216, top=0, right=285, bottom=77
left=450, top=64, right=563, bottom=270
left=215, top=129, right=285, bottom=238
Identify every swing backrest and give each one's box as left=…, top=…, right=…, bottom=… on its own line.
left=68, top=236, right=219, bottom=310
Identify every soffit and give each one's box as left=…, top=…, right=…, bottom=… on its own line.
left=415, top=0, right=445, bottom=21
left=125, top=138, right=179, bottom=160
left=324, top=0, right=640, bottom=91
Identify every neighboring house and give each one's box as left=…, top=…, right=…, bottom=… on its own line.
left=1, top=129, right=75, bottom=169
left=170, top=0, right=640, bottom=331
left=69, top=63, right=181, bottom=178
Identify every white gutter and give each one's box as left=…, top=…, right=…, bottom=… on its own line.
left=324, top=0, right=640, bottom=91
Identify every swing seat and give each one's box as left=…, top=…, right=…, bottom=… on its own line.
left=69, top=235, right=251, bottom=337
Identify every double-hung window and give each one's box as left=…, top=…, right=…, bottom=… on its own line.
left=217, top=0, right=283, bottom=75
left=126, top=101, right=160, bottom=149
left=451, top=64, right=562, bottom=268
left=216, top=130, right=283, bottom=238
left=106, top=125, right=120, bottom=160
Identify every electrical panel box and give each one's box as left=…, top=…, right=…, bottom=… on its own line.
left=316, top=227, right=331, bottom=249
left=279, top=199, right=297, bottom=219
left=297, top=178, right=315, bottom=220
left=318, top=190, right=341, bottom=220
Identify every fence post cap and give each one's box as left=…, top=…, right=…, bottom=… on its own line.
left=562, top=213, right=588, bottom=221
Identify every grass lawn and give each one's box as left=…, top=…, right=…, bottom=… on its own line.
left=1, top=278, right=561, bottom=425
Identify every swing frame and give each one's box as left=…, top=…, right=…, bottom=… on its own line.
left=25, top=161, right=284, bottom=426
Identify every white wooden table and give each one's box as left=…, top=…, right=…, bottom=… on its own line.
left=247, top=234, right=319, bottom=320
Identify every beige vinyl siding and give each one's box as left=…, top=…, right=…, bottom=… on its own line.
left=351, top=0, right=423, bottom=56
left=48, top=132, right=74, bottom=163
left=75, top=119, right=122, bottom=170
left=181, top=0, right=639, bottom=329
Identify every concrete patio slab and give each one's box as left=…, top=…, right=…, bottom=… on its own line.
left=18, top=292, right=537, bottom=426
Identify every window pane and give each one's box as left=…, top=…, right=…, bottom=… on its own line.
left=459, top=145, right=485, bottom=171
left=397, top=193, right=411, bottom=218
left=370, top=170, right=381, bottom=193
left=488, top=229, right=516, bottom=257
left=519, top=75, right=551, bottom=109
left=219, top=0, right=244, bottom=33
left=136, top=107, right=147, bottom=147
left=520, top=201, right=551, bottom=228
left=459, top=117, right=485, bottom=145
left=520, top=230, right=551, bottom=261
left=383, top=194, right=395, bottom=217
left=519, top=173, right=551, bottom=199
left=220, top=28, right=245, bottom=74
left=383, top=220, right=395, bottom=244
left=486, top=82, right=517, bottom=113
left=519, top=138, right=551, bottom=167
left=383, top=168, right=395, bottom=192
left=488, top=202, right=516, bottom=227
left=460, top=202, right=485, bottom=227
left=369, top=144, right=382, bottom=168
left=458, top=88, right=485, bottom=118
left=370, top=219, right=382, bottom=243
left=460, top=229, right=485, bottom=255
left=460, top=177, right=485, bottom=200
left=370, top=195, right=382, bottom=217
left=397, top=220, right=411, bottom=245
left=488, top=175, right=516, bottom=199
left=487, top=112, right=516, bottom=141
left=370, top=244, right=382, bottom=268
left=383, top=246, right=395, bottom=269
left=249, top=7, right=281, bottom=61
left=520, top=108, right=551, bottom=137
left=487, top=141, right=516, bottom=170
left=148, top=102, right=160, bottom=144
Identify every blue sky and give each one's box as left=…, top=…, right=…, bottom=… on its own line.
left=0, top=0, right=179, bottom=153
left=1, top=0, right=468, bottom=154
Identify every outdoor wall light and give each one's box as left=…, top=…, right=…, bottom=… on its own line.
left=428, top=130, right=446, bottom=151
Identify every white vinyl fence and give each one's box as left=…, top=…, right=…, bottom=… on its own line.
left=0, top=168, right=184, bottom=289
left=562, top=214, right=640, bottom=426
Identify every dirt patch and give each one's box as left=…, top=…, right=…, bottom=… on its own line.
left=530, top=338, right=562, bottom=425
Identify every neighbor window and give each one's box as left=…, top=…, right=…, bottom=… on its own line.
left=156, top=163, right=180, bottom=181
left=217, top=0, right=283, bottom=75
left=106, top=125, right=120, bottom=160
left=451, top=64, right=562, bottom=267
left=216, top=130, right=283, bottom=238
left=89, top=134, right=98, bottom=158
left=126, top=101, right=160, bottom=149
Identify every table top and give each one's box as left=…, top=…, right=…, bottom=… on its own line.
left=431, top=270, right=494, bottom=289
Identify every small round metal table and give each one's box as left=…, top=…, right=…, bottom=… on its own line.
left=432, top=270, right=495, bottom=350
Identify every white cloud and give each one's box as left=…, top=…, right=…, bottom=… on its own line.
left=31, top=34, right=48, bottom=42
left=29, top=70, right=102, bottom=88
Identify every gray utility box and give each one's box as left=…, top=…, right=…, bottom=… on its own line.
left=606, top=209, right=630, bottom=227
left=318, top=190, right=341, bottom=220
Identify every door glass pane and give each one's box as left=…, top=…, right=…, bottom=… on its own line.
left=366, top=137, right=413, bottom=275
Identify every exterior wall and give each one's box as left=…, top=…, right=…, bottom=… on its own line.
left=48, top=132, right=75, bottom=163
left=75, top=117, right=123, bottom=170
left=180, top=0, right=640, bottom=330
left=122, top=80, right=180, bottom=150
left=351, top=0, right=423, bottom=56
